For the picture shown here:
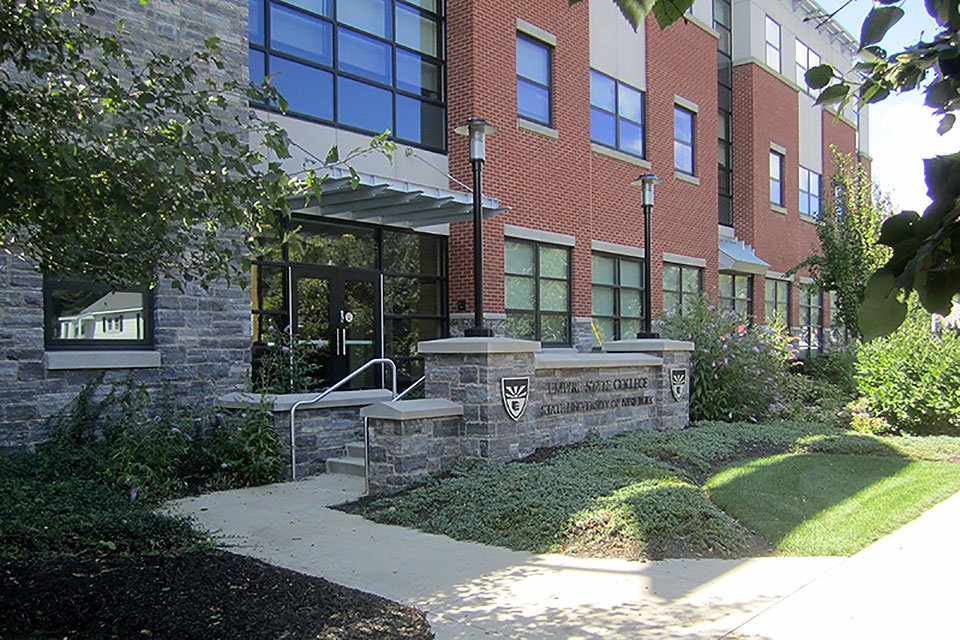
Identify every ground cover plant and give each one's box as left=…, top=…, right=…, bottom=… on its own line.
left=0, top=384, right=433, bottom=639
left=343, top=422, right=960, bottom=561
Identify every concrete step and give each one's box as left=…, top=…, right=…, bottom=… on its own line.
left=345, top=441, right=365, bottom=459
left=326, top=456, right=366, bottom=477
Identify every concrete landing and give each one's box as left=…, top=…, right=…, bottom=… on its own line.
left=169, top=474, right=960, bottom=639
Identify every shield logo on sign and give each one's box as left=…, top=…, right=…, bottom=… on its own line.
left=501, top=377, right=530, bottom=421
left=670, top=369, right=687, bottom=402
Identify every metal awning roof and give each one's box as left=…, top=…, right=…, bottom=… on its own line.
left=294, top=166, right=507, bottom=229
left=719, top=237, right=769, bottom=275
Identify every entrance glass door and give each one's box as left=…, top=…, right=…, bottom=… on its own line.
left=291, top=266, right=381, bottom=390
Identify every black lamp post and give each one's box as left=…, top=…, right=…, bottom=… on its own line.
left=631, top=173, right=660, bottom=339
left=454, top=118, right=497, bottom=337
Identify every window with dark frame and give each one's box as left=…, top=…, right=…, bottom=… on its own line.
left=719, top=273, right=752, bottom=318
left=516, top=33, right=553, bottom=126
left=504, top=239, right=571, bottom=345
left=662, top=263, right=703, bottom=316
left=249, top=219, right=448, bottom=388
left=799, top=166, right=821, bottom=218
left=798, top=285, right=823, bottom=358
left=248, top=0, right=446, bottom=152
left=590, top=69, right=646, bottom=158
left=770, top=149, right=784, bottom=207
left=764, top=278, right=790, bottom=325
left=765, top=15, right=781, bottom=72
left=44, top=279, right=153, bottom=349
left=674, top=105, right=695, bottom=175
left=795, top=39, right=820, bottom=93
left=591, top=253, right=645, bottom=348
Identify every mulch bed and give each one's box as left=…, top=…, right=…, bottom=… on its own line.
left=0, top=551, right=433, bottom=640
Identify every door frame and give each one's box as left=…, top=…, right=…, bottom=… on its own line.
left=288, top=264, right=383, bottom=387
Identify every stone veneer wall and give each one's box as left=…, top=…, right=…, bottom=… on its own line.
left=0, top=0, right=250, bottom=450
left=363, top=337, right=692, bottom=493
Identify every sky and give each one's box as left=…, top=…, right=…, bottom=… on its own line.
left=818, top=0, right=960, bottom=212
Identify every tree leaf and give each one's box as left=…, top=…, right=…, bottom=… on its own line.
left=938, top=113, right=956, bottom=135
left=925, top=0, right=960, bottom=28
left=860, top=6, right=904, bottom=50
left=916, top=267, right=958, bottom=315
left=924, top=79, right=954, bottom=110
left=324, top=145, right=339, bottom=164
left=804, top=64, right=834, bottom=90
left=878, top=211, right=920, bottom=246
left=859, top=270, right=908, bottom=340
left=815, top=83, right=850, bottom=105
left=923, top=153, right=960, bottom=202
left=652, top=0, right=695, bottom=29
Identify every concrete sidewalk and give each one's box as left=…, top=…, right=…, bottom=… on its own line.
left=169, top=475, right=960, bottom=639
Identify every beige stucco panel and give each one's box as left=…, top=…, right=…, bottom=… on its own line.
left=590, top=0, right=646, bottom=90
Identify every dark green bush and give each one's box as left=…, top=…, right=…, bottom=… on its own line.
left=659, top=298, right=793, bottom=422
left=856, top=309, right=960, bottom=435
left=801, top=344, right=858, bottom=394
left=775, top=372, right=852, bottom=428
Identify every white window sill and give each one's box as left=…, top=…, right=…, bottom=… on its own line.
left=590, top=143, right=652, bottom=168
left=800, top=213, right=818, bottom=225
left=517, top=118, right=559, bottom=139
left=45, top=350, right=161, bottom=370
left=675, top=171, right=700, bottom=186
left=771, top=204, right=788, bottom=215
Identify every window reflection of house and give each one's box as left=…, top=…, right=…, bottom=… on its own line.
left=56, top=292, right=145, bottom=341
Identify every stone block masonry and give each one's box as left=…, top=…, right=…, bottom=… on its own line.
left=363, top=337, right=692, bottom=493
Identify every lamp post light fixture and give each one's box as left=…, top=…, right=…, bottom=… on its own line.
left=454, top=118, right=498, bottom=337
left=631, top=173, right=660, bottom=339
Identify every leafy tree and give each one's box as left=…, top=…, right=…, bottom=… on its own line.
left=788, top=149, right=890, bottom=338
left=0, top=0, right=390, bottom=290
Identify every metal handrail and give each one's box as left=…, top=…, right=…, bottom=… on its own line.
left=288, top=358, right=397, bottom=480
left=394, top=375, right=426, bottom=401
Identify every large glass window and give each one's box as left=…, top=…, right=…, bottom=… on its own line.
left=505, top=239, right=570, bottom=345
left=591, top=253, right=644, bottom=348
left=765, top=16, right=781, bottom=73
left=674, top=105, right=695, bottom=175
left=765, top=278, right=790, bottom=325
left=798, top=285, right=823, bottom=358
left=590, top=70, right=645, bottom=158
left=719, top=273, right=752, bottom=318
left=770, top=149, right=784, bottom=207
left=799, top=166, right=821, bottom=218
left=795, top=39, right=820, bottom=92
left=662, top=263, right=703, bottom=316
left=44, top=279, right=153, bottom=349
left=249, top=0, right=445, bottom=151
left=517, top=34, right=552, bottom=126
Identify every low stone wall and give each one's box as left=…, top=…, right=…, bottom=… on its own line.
left=219, top=389, right=391, bottom=479
left=362, top=337, right=692, bottom=493
left=362, top=399, right=464, bottom=493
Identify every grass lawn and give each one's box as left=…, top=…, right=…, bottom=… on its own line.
left=343, top=421, right=960, bottom=560
left=706, top=453, right=960, bottom=555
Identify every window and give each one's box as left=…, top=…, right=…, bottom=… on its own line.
left=45, top=279, right=153, bottom=348
left=764, top=278, right=790, bottom=325
left=662, top=263, right=703, bottom=315
left=719, top=273, right=752, bottom=318
left=590, top=70, right=646, bottom=158
left=799, top=166, right=821, bottom=217
left=795, top=40, right=820, bottom=91
left=674, top=106, right=695, bottom=175
left=591, top=253, right=645, bottom=347
left=248, top=0, right=445, bottom=151
left=517, top=34, right=552, bottom=126
left=505, top=239, right=570, bottom=345
left=765, top=16, right=781, bottom=73
left=770, top=149, right=784, bottom=207
left=798, top=286, right=823, bottom=358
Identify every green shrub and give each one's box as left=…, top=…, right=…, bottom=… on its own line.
left=801, top=344, right=858, bottom=394
left=856, top=308, right=960, bottom=435
left=775, top=372, right=852, bottom=428
left=659, top=298, right=793, bottom=422
left=254, top=328, right=322, bottom=393
left=46, top=381, right=283, bottom=503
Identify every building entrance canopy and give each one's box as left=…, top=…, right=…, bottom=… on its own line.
left=294, top=166, right=507, bottom=229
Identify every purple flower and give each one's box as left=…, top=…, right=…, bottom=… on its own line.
left=281, top=345, right=290, bottom=354
left=220, top=462, right=230, bottom=469
left=129, top=487, right=140, bottom=503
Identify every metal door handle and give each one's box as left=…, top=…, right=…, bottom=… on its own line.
left=338, top=328, right=347, bottom=355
